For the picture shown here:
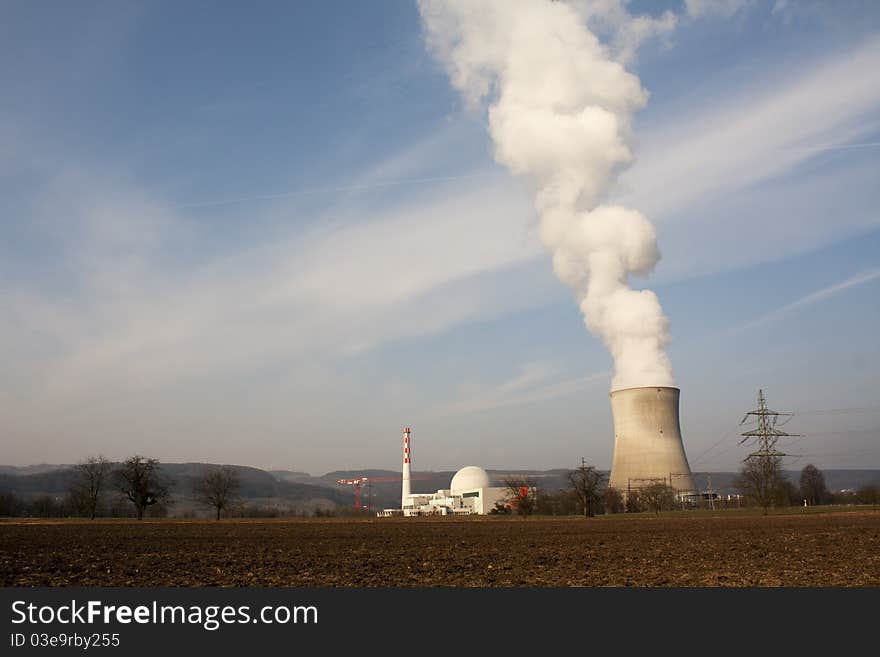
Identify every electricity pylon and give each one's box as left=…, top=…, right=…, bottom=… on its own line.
left=739, top=389, right=800, bottom=461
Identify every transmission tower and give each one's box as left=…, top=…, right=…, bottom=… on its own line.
left=738, top=389, right=801, bottom=461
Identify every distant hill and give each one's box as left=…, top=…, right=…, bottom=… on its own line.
left=0, top=464, right=71, bottom=476
left=0, top=462, right=353, bottom=516
left=269, top=470, right=315, bottom=483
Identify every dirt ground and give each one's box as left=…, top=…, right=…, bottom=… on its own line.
left=2, top=511, right=878, bottom=587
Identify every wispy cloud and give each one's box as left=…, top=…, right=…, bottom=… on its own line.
left=601, top=34, right=880, bottom=287
left=5, top=32, right=877, bottom=390
left=616, top=35, right=880, bottom=224
left=785, top=141, right=880, bottom=154
left=429, top=362, right=609, bottom=417
left=5, top=32, right=878, bottom=406
left=172, top=171, right=506, bottom=210
left=684, top=0, right=752, bottom=19
left=731, top=269, right=880, bottom=334
left=0, top=157, right=546, bottom=403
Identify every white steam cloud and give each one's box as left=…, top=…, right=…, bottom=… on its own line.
left=419, top=0, right=674, bottom=391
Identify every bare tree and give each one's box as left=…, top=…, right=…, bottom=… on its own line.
left=777, top=478, right=799, bottom=507
left=640, top=482, right=676, bottom=515
left=0, top=492, right=20, bottom=516
left=567, top=461, right=606, bottom=517
left=602, top=487, right=624, bottom=514
left=69, top=455, right=112, bottom=519
left=66, top=486, right=91, bottom=518
left=114, top=456, right=170, bottom=520
left=503, top=477, right=537, bottom=517
left=625, top=490, right=643, bottom=513
left=734, top=454, right=785, bottom=515
left=857, top=483, right=879, bottom=509
left=194, top=465, right=241, bottom=520
left=31, top=495, right=62, bottom=518
left=799, top=464, right=828, bottom=506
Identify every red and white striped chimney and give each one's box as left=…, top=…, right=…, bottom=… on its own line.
left=401, top=427, right=411, bottom=508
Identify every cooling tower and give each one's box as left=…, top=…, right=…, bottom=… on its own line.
left=608, top=386, right=695, bottom=494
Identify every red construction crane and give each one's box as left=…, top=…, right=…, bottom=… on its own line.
left=336, top=475, right=430, bottom=509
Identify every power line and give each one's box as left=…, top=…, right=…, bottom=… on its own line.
left=794, top=407, right=880, bottom=416
left=804, top=429, right=879, bottom=436
left=795, top=450, right=879, bottom=459
left=695, top=402, right=876, bottom=470
left=691, top=426, right=742, bottom=467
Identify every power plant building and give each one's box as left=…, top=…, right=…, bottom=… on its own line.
left=380, top=429, right=507, bottom=516
left=384, top=388, right=697, bottom=516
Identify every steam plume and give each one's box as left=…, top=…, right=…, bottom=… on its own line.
left=419, top=0, right=674, bottom=390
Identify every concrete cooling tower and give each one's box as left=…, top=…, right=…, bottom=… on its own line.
left=608, top=386, right=695, bottom=494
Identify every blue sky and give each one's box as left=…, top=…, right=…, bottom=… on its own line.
left=1, top=1, right=879, bottom=475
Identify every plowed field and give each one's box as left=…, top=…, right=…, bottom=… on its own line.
left=2, top=512, right=878, bottom=586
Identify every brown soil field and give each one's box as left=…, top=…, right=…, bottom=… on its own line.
left=2, top=511, right=879, bottom=587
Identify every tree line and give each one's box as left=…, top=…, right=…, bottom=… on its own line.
left=494, top=460, right=880, bottom=518
left=734, top=459, right=880, bottom=514
left=0, top=455, right=242, bottom=520
left=2, top=454, right=878, bottom=519
left=494, top=462, right=684, bottom=517
left=497, top=469, right=685, bottom=517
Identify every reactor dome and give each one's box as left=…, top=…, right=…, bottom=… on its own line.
left=450, top=466, right=490, bottom=491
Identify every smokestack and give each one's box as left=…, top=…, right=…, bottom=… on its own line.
left=401, top=427, right=411, bottom=508
left=608, top=386, right=695, bottom=495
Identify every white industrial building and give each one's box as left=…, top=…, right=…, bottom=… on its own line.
left=379, top=429, right=507, bottom=517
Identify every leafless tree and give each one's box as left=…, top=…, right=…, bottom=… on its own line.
left=857, top=483, right=879, bottom=509
left=69, top=455, right=112, bottom=519
left=625, top=490, right=643, bottom=513
left=799, top=464, right=829, bottom=506
left=503, top=477, right=537, bottom=517
left=602, top=487, right=624, bottom=514
left=778, top=479, right=799, bottom=507
left=0, top=492, right=20, bottom=516
left=640, top=482, right=676, bottom=515
left=535, top=489, right=579, bottom=515
left=114, top=456, right=170, bottom=520
left=734, top=454, right=785, bottom=515
left=567, top=462, right=606, bottom=517
left=194, top=465, right=241, bottom=520
left=65, top=484, right=91, bottom=517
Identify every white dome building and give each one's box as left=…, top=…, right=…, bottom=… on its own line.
left=379, top=428, right=508, bottom=517
left=450, top=466, right=490, bottom=492
left=389, top=464, right=506, bottom=517
left=388, top=465, right=507, bottom=516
